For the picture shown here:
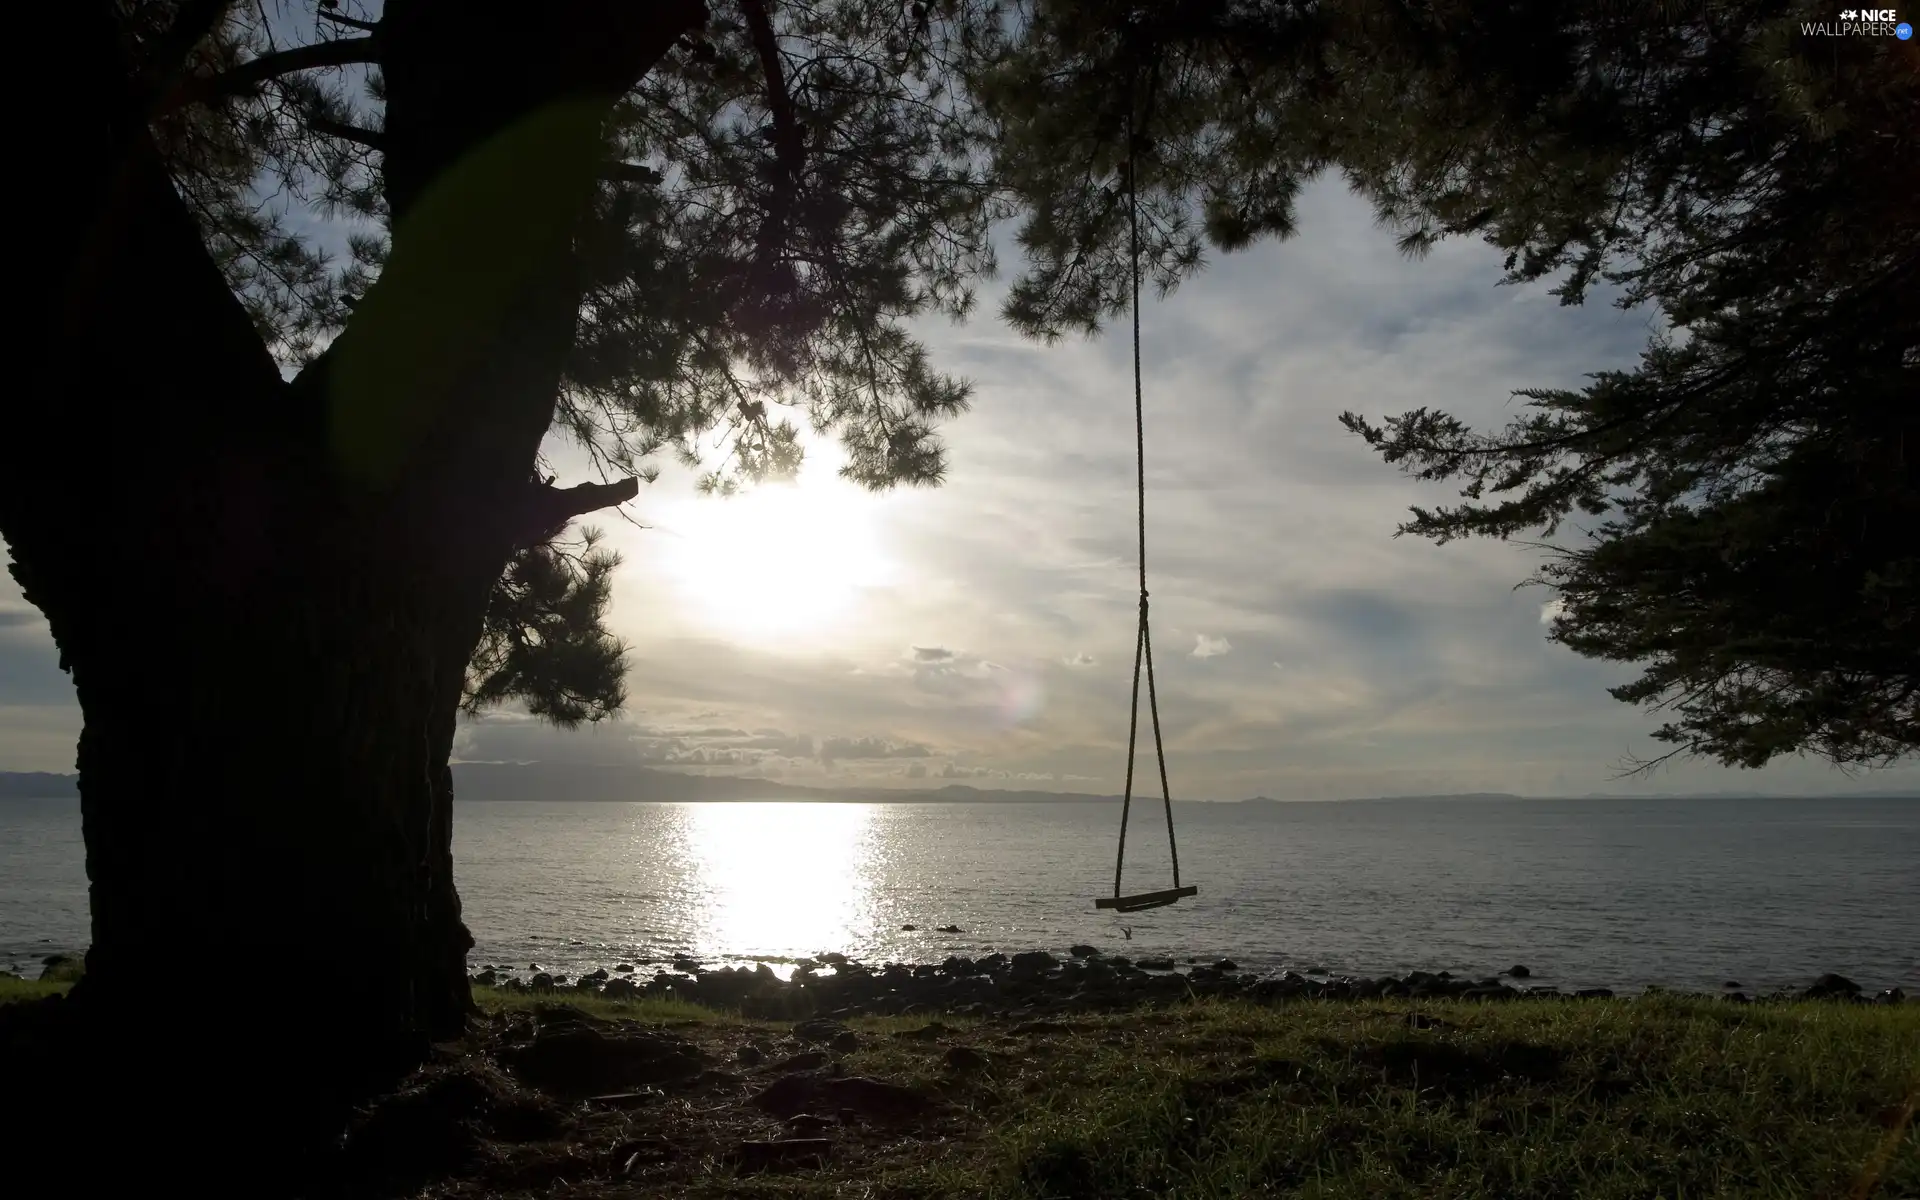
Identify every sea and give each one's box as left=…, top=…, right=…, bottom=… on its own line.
left=3, top=795, right=1915, bottom=994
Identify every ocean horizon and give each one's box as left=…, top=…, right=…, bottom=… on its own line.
left=5, top=793, right=1915, bottom=996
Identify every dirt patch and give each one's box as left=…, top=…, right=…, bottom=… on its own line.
left=751, top=1070, right=941, bottom=1121
left=340, top=1061, right=567, bottom=1193
left=320, top=1012, right=978, bottom=1198
left=1333, top=1036, right=1566, bottom=1096
left=498, top=1023, right=706, bottom=1097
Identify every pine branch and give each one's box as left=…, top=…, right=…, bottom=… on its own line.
left=158, top=37, right=381, bottom=116
left=148, top=0, right=239, bottom=83
left=600, top=160, right=663, bottom=185
left=319, top=10, right=381, bottom=35
left=512, top=477, right=641, bottom=548
left=306, top=112, right=386, bottom=150
left=741, top=0, right=806, bottom=264
left=742, top=0, right=805, bottom=182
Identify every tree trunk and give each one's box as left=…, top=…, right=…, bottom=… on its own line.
left=4, top=0, right=707, bottom=1186
left=64, top=562, right=481, bottom=1161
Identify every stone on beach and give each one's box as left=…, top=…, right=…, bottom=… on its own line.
left=1803, top=972, right=1860, bottom=999
left=458, top=946, right=1910, bottom=1021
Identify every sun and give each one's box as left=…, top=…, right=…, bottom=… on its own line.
left=654, top=470, right=896, bottom=643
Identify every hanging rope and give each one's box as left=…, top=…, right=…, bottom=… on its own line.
left=1110, top=107, right=1184, bottom=910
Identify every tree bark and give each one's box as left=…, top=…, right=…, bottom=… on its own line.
left=4, top=0, right=707, bottom=1185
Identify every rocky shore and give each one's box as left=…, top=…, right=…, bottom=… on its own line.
left=467, top=948, right=1911, bottom=1018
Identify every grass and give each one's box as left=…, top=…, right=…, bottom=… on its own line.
left=933, top=996, right=1920, bottom=1200
left=7, top=979, right=1915, bottom=1196
left=469, top=989, right=1919, bottom=1198
left=0, top=975, right=66, bottom=1004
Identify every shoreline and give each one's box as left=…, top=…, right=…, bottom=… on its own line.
left=14, top=945, right=1913, bottom=1011
left=461, top=950, right=1912, bottom=1019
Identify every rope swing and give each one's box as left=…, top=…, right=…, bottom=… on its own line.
left=1094, top=109, right=1197, bottom=916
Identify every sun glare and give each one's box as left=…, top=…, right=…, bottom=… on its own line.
left=655, top=472, right=896, bottom=643
left=683, top=802, right=878, bottom=959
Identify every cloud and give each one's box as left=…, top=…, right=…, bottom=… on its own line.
left=900, top=644, right=1006, bottom=701
left=449, top=710, right=822, bottom=770
left=818, top=736, right=933, bottom=762
left=933, top=762, right=1056, bottom=782
left=1191, top=634, right=1233, bottom=659
left=10, top=176, right=1920, bottom=801
left=1540, top=599, right=1568, bottom=625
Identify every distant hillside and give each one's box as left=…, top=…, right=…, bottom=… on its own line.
left=3, top=768, right=1913, bottom=804
left=448, top=762, right=1121, bottom=804
left=1241, top=792, right=1529, bottom=804
left=0, top=772, right=79, bottom=798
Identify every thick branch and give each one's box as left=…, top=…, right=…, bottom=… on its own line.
left=319, top=10, right=382, bottom=35
left=140, top=0, right=239, bottom=100
left=742, top=0, right=805, bottom=181
left=307, top=112, right=386, bottom=150
left=601, top=160, right=663, bottom=185
left=157, top=37, right=380, bottom=116
left=378, top=0, right=708, bottom=218
left=741, top=0, right=806, bottom=263
left=514, top=478, right=641, bottom=548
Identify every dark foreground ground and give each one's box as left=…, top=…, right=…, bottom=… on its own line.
left=4, top=963, right=1916, bottom=1199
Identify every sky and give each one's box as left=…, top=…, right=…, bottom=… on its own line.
left=4, top=175, right=1917, bottom=799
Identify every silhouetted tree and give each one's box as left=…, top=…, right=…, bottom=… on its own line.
left=8, top=0, right=1010, bottom=1175
left=11, top=0, right=1910, bottom=1178
left=980, top=0, right=1917, bottom=773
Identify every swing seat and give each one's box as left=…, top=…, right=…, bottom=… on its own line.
left=1095, top=885, right=1197, bottom=913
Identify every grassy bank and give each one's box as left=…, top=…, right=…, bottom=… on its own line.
left=7, top=979, right=1915, bottom=1196
left=0, top=974, right=67, bottom=1005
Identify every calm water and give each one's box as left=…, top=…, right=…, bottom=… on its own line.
left=3, top=796, right=1915, bottom=993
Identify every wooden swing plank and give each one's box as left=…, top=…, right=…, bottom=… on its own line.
left=1095, top=885, right=1197, bottom=912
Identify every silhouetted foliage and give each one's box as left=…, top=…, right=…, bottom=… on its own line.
left=141, top=0, right=1016, bottom=725
left=463, top=531, right=627, bottom=728
left=980, top=0, right=1917, bottom=772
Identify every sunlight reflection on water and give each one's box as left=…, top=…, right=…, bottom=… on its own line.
left=679, top=802, right=878, bottom=962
